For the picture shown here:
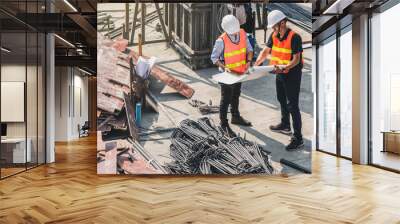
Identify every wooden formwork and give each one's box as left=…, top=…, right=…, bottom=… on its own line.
left=164, top=3, right=223, bottom=70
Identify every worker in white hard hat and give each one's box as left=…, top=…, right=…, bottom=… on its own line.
left=254, top=10, right=304, bottom=150
left=210, top=14, right=254, bottom=138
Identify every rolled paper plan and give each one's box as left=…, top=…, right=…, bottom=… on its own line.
left=212, top=65, right=285, bottom=85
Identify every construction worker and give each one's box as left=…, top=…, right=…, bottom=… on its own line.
left=239, top=3, right=256, bottom=51
left=234, top=3, right=256, bottom=48
left=211, top=14, right=254, bottom=137
left=254, top=10, right=304, bottom=150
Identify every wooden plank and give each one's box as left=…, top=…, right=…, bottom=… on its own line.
left=103, top=141, right=118, bottom=174
left=117, top=140, right=161, bottom=174
left=97, top=92, right=124, bottom=113
left=97, top=78, right=129, bottom=100
left=123, top=93, right=139, bottom=140
left=100, top=64, right=131, bottom=87
left=155, top=3, right=169, bottom=42
left=97, top=132, right=117, bottom=174
left=141, top=3, right=146, bottom=44
left=129, top=2, right=140, bottom=45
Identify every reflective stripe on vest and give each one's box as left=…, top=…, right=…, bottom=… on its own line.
left=271, top=46, right=292, bottom=54
left=224, top=47, right=246, bottom=58
left=270, top=57, right=290, bottom=65
left=225, top=60, right=247, bottom=69
left=220, top=29, right=247, bottom=74
left=269, top=30, right=304, bottom=66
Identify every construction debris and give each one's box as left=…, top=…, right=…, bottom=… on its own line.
left=124, top=93, right=139, bottom=140
left=97, top=132, right=163, bottom=174
left=102, top=6, right=160, bottom=40
left=97, top=33, right=196, bottom=174
left=189, top=99, right=220, bottom=115
left=165, top=117, right=275, bottom=175
left=122, top=49, right=195, bottom=98
left=97, top=34, right=133, bottom=142
left=138, top=127, right=176, bottom=137
left=99, top=35, right=194, bottom=99
left=97, top=12, right=115, bottom=32
left=97, top=35, right=130, bottom=113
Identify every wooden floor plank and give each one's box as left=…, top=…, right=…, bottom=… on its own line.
left=0, top=135, right=400, bottom=223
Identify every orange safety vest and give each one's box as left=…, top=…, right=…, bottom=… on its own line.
left=219, top=29, right=247, bottom=74
left=269, top=30, right=303, bottom=66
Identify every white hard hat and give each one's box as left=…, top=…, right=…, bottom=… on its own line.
left=267, top=10, right=287, bottom=28
left=221, top=14, right=240, bottom=35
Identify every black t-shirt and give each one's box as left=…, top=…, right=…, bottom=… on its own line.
left=266, top=28, right=303, bottom=74
left=240, top=4, right=255, bottom=34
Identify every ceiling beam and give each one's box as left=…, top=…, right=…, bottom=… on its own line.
left=323, top=0, right=356, bottom=14
left=98, top=0, right=311, bottom=2
left=67, top=13, right=97, bottom=39
left=55, top=55, right=96, bottom=71
left=312, top=15, right=335, bottom=33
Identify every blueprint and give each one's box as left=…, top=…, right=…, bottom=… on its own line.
left=212, top=65, right=283, bottom=85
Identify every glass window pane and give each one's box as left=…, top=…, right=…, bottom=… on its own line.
left=318, top=37, right=337, bottom=154
left=27, top=31, right=38, bottom=169
left=340, top=28, right=352, bottom=158
left=1, top=0, right=46, bottom=178
left=371, top=3, right=400, bottom=171
left=38, top=32, right=45, bottom=165
left=1, top=31, right=27, bottom=177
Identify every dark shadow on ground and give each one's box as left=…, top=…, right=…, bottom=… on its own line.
left=236, top=125, right=312, bottom=174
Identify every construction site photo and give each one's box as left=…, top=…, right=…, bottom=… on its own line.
left=96, top=2, right=313, bottom=175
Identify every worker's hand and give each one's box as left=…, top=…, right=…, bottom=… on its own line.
left=245, top=63, right=250, bottom=71
left=273, top=65, right=289, bottom=74
left=225, top=67, right=232, bottom=73
left=254, top=59, right=263, bottom=66
left=273, top=65, right=283, bottom=74
left=281, top=66, right=290, bottom=74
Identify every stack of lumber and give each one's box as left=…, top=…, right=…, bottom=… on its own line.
left=97, top=33, right=194, bottom=174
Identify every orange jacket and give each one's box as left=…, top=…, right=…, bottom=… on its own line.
left=269, top=30, right=303, bottom=66
left=220, top=29, right=248, bottom=74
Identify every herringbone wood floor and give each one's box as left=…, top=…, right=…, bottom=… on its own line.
left=1, top=135, right=400, bottom=224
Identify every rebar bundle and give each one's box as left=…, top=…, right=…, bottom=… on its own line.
left=165, top=117, right=274, bottom=175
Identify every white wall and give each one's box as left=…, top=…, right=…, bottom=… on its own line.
left=1, top=65, right=26, bottom=143
left=1, top=65, right=30, bottom=138
left=54, top=66, right=89, bottom=141
left=1, top=63, right=46, bottom=164
left=55, top=66, right=69, bottom=141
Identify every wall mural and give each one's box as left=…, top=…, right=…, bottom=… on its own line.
left=97, top=2, right=312, bottom=175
